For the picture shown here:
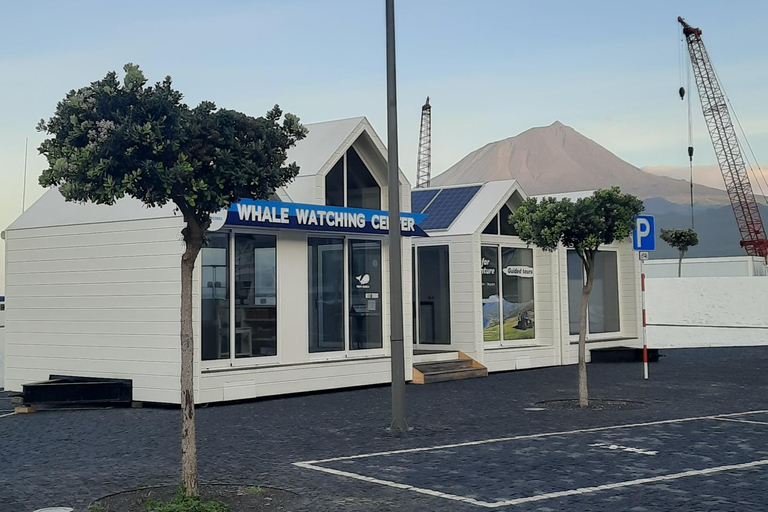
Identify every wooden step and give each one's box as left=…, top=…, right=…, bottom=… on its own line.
left=414, top=359, right=474, bottom=373
left=411, top=351, right=488, bottom=384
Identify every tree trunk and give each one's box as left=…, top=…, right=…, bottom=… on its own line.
left=180, top=217, right=204, bottom=497
left=678, top=249, right=685, bottom=277
left=578, top=253, right=595, bottom=408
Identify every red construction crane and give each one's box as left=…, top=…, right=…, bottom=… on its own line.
left=678, top=16, right=768, bottom=257
left=416, top=97, right=432, bottom=189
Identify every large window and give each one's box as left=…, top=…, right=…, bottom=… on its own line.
left=202, top=232, right=278, bottom=362
left=234, top=234, right=277, bottom=358
left=482, top=203, right=518, bottom=236
left=567, top=250, right=620, bottom=336
left=325, top=145, right=381, bottom=209
left=414, top=245, right=451, bottom=345
left=309, top=237, right=383, bottom=353
left=202, top=234, right=230, bottom=360
left=482, top=245, right=535, bottom=343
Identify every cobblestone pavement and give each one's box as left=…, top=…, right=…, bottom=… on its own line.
left=2, top=347, right=768, bottom=511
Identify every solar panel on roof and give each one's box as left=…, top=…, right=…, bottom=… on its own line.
left=420, top=185, right=481, bottom=230
left=411, top=189, right=440, bottom=214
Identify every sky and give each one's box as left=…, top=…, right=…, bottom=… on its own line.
left=1, top=0, right=767, bottom=293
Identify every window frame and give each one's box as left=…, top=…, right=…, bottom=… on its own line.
left=480, top=242, right=538, bottom=348
left=200, top=228, right=281, bottom=370
left=307, top=233, right=386, bottom=362
left=324, top=144, right=384, bottom=210
left=566, top=247, right=623, bottom=341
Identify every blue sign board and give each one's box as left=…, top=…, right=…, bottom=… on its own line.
left=214, top=199, right=429, bottom=237
left=632, top=215, right=655, bottom=251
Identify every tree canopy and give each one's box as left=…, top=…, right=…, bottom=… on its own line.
left=660, top=228, right=699, bottom=254
left=38, top=63, right=307, bottom=230
left=512, top=187, right=645, bottom=259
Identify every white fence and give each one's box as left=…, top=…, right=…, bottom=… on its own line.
left=644, top=256, right=766, bottom=278
left=646, top=277, right=768, bottom=349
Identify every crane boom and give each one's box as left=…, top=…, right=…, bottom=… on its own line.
left=416, top=97, right=432, bottom=188
left=678, top=16, right=768, bottom=257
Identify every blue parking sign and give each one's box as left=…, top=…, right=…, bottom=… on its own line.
left=632, top=215, right=655, bottom=251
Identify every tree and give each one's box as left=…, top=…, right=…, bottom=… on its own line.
left=660, top=228, right=699, bottom=277
left=511, top=187, right=644, bottom=407
left=37, top=64, right=306, bottom=496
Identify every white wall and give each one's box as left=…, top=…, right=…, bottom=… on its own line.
left=0, top=300, right=5, bottom=389
left=4, top=216, right=186, bottom=403
left=646, top=277, right=768, bottom=349
left=645, top=256, right=767, bottom=278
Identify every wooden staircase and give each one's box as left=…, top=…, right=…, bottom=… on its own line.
left=411, top=350, right=487, bottom=384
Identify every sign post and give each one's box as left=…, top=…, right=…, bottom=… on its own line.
left=632, top=215, right=655, bottom=380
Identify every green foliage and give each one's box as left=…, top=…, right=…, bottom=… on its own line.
left=37, top=63, right=307, bottom=230
left=510, top=187, right=645, bottom=257
left=660, top=228, right=699, bottom=253
left=144, top=486, right=229, bottom=512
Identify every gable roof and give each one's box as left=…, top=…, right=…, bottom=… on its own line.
left=287, top=116, right=366, bottom=178
left=412, top=179, right=525, bottom=236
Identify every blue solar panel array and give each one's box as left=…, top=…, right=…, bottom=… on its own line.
left=411, top=189, right=440, bottom=214
left=419, top=185, right=482, bottom=230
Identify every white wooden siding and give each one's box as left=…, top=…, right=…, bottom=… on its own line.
left=4, top=216, right=185, bottom=403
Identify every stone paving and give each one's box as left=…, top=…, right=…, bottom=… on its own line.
left=1, top=347, right=768, bottom=511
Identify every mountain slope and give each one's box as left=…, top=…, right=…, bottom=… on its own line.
left=432, top=121, right=729, bottom=206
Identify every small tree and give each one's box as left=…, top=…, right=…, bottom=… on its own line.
left=511, top=187, right=644, bottom=407
left=37, top=64, right=306, bottom=496
left=660, top=228, right=699, bottom=277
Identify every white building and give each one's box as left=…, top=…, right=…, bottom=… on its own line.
left=410, top=184, right=643, bottom=374
left=2, top=117, right=642, bottom=404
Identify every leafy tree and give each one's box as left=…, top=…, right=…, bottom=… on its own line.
left=660, top=228, right=699, bottom=277
left=511, top=187, right=644, bottom=407
left=37, top=64, right=306, bottom=496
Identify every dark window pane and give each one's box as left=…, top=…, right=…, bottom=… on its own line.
left=234, top=234, right=277, bottom=358
left=325, top=159, right=344, bottom=207
left=202, top=233, right=230, bottom=360
left=499, top=204, right=517, bottom=236
left=589, top=251, right=620, bottom=334
left=349, top=239, right=383, bottom=349
left=417, top=245, right=451, bottom=344
left=567, top=250, right=583, bottom=336
left=308, top=238, right=345, bottom=352
left=501, top=248, right=534, bottom=340
left=346, top=147, right=381, bottom=209
left=482, top=216, right=499, bottom=235
left=481, top=245, right=500, bottom=341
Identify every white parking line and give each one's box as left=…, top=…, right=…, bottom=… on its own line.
left=712, top=417, right=768, bottom=426
left=588, top=442, right=657, bottom=456
left=294, top=409, right=768, bottom=508
left=0, top=412, right=17, bottom=419
left=299, top=409, right=768, bottom=464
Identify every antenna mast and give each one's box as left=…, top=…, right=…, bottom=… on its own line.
left=415, top=97, right=432, bottom=188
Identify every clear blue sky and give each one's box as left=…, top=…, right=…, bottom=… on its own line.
left=1, top=0, right=767, bottom=291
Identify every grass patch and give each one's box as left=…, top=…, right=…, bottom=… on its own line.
left=144, top=486, right=229, bottom=512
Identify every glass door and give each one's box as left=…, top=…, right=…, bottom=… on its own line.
left=348, top=239, right=383, bottom=350
left=414, top=245, right=451, bottom=345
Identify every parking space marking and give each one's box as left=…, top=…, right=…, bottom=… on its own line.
left=294, top=409, right=768, bottom=508
left=0, top=412, right=17, bottom=419
left=488, top=459, right=768, bottom=508
left=711, top=417, right=768, bottom=426
left=298, top=409, right=768, bottom=465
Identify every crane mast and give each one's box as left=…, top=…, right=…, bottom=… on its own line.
left=416, top=97, right=432, bottom=188
left=678, top=17, right=768, bottom=257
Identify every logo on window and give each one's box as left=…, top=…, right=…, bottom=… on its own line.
left=355, top=274, right=371, bottom=288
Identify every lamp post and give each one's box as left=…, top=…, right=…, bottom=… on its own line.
left=385, top=0, right=409, bottom=432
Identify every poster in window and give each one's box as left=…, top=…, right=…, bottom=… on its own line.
left=501, top=248, right=535, bottom=340
left=481, top=246, right=500, bottom=341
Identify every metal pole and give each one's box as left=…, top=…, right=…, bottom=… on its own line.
left=386, top=0, right=409, bottom=432
left=641, top=260, right=649, bottom=380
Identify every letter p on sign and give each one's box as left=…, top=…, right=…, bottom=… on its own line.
left=632, top=215, right=655, bottom=251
